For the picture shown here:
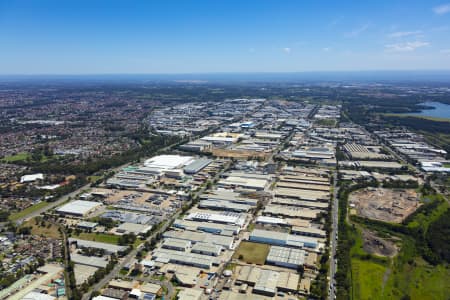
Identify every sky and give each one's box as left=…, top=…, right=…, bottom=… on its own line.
left=1, top=0, right=450, bottom=74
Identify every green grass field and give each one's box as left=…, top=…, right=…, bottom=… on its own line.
left=349, top=221, right=450, bottom=300
left=380, top=257, right=450, bottom=300
left=232, top=241, right=270, bottom=265
left=74, top=232, right=121, bottom=244
left=9, top=201, right=49, bottom=221
left=351, top=258, right=388, bottom=300
left=87, top=175, right=102, bottom=183
left=2, top=152, right=31, bottom=162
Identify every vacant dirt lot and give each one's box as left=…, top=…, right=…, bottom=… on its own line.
left=349, top=187, right=420, bottom=223
left=362, top=229, right=398, bottom=257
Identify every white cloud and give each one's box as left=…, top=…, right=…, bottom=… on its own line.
left=385, top=41, right=430, bottom=52
left=345, top=23, right=370, bottom=37
left=388, top=30, right=422, bottom=38
left=283, top=47, right=291, bottom=54
left=433, top=3, right=450, bottom=15
left=322, top=47, right=331, bottom=52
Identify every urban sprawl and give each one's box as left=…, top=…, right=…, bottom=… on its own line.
left=0, top=90, right=449, bottom=300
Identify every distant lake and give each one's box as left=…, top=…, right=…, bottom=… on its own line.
left=407, top=101, right=450, bottom=119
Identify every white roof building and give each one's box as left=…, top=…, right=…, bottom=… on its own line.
left=144, top=155, right=194, bottom=172
left=20, top=173, right=44, bottom=183
left=56, top=200, right=101, bottom=217
left=22, top=292, right=56, bottom=300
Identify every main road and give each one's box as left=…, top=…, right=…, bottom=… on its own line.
left=328, top=171, right=339, bottom=300
left=82, top=159, right=231, bottom=300
left=81, top=209, right=181, bottom=300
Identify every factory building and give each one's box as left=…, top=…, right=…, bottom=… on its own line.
left=56, top=200, right=102, bottom=217
left=266, top=246, right=306, bottom=269
left=151, top=249, right=217, bottom=269
left=198, top=200, right=253, bottom=212
left=183, top=158, right=213, bottom=174
left=163, top=230, right=234, bottom=249
left=162, top=238, right=191, bottom=252
left=191, top=242, right=223, bottom=256
left=249, top=229, right=318, bottom=249
left=186, top=212, right=246, bottom=227
left=172, top=219, right=240, bottom=236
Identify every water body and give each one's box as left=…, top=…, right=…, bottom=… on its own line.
left=408, top=101, right=450, bottom=119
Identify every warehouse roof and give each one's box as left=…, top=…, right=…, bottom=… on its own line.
left=277, top=271, right=300, bottom=292
left=144, top=155, right=194, bottom=170
left=266, top=246, right=305, bottom=268
left=249, top=229, right=319, bottom=249
left=272, top=197, right=329, bottom=209
left=191, top=242, right=222, bottom=255
left=218, top=177, right=268, bottom=190
left=263, top=205, right=320, bottom=219
left=253, top=269, right=279, bottom=295
left=274, top=188, right=330, bottom=201
left=292, top=226, right=326, bottom=237
left=276, top=182, right=330, bottom=192
left=186, top=211, right=245, bottom=226
left=172, top=219, right=240, bottom=236
left=152, top=249, right=215, bottom=269
left=70, top=253, right=108, bottom=268
left=57, top=200, right=101, bottom=216
left=20, top=173, right=44, bottom=183
left=183, top=158, right=212, bottom=174
left=140, top=283, right=161, bottom=294
left=163, top=230, right=234, bottom=249
left=23, top=292, right=56, bottom=300
left=198, top=200, right=253, bottom=212
left=255, top=216, right=288, bottom=226
left=162, top=238, right=191, bottom=250
left=116, top=222, right=152, bottom=235
left=177, top=288, right=203, bottom=300
left=204, top=190, right=258, bottom=206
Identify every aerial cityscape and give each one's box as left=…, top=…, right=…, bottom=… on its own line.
left=0, top=1, right=449, bottom=300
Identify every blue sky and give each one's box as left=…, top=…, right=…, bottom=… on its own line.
left=1, top=0, right=450, bottom=74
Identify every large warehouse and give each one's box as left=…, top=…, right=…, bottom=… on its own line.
left=266, top=246, right=306, bottom=269
left=183, top=158, right=212, bottom=174
left=56, top=200, right=102, bottom=217
left=249, top=229, right=319, bottom=249
left=143, top=155, right=194, bottom=172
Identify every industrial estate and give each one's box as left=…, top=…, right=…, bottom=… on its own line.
left=0, top=82, right=449, bottom=300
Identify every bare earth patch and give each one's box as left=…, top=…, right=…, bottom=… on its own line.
left=349, top=187, right=421, bottom=223
left=362, top=229, right=398, bottom=257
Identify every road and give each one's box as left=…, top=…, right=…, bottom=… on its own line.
left=82, top=159, right=231, bottom=300
left=82, top=210, right=180, bottom=300
left=15, top=182, right=92, bottom=225
left=14, top=162, right=132, bottom=225
left=328, top=171, right=339, bottom=300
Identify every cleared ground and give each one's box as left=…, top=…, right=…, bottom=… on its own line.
left=74, top=264, right=98, bottom=285
left=22, top=218, right=61, bottom=239
left=362, top=229, right=398, bottom=257
left=349, top=188, right=420, bottom=223
left=232, top=241, right=270, bottom=265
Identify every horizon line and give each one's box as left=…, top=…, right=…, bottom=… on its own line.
left=2, top=69, right=450, bottom=77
